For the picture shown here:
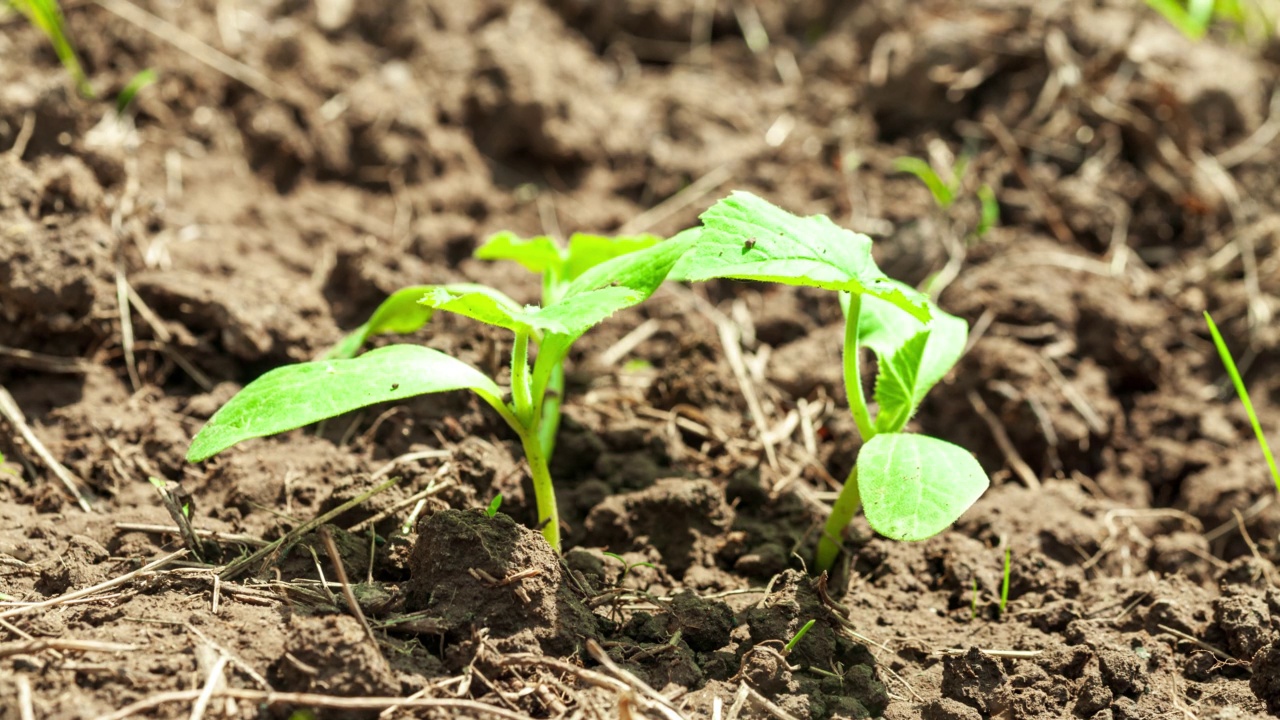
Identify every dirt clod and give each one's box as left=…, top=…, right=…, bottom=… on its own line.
left=406, top=508, right=599, bottom=657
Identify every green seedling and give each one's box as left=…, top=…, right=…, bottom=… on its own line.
left=894, top=156, right=962, bottom=210
left=668, top=192, right=989, bottom=574
left=783, top=619, right=816, bottom=656
left=485, top=493, right=503, bottom=519
left=1205, top=312, right=1280, bottom=493
left=999, top=546, right=1012, bottom=615
left=894, top=154, right=998, bottom=239
left=188, top=233, right=691, bottom=553
left=602, top=551, right=656, bottom=586
left=8, top=0, right=91, bottom=97
left=0, top=451, right=16, bottom=476
left=115, top=68, right=157, bottom=116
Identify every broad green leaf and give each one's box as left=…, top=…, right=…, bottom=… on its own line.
left=477, top=231, right=662, bottom=283
left=325, top=284, right=518, bottom=360
left=857, top=433, right=989, bottom=541
left=852, top=287, right=968, bottom=433
left=668, top=192, right=929, bottom=321
left=564, top=233, right=659, bottom=280
left=475, top=232, right=564, bottom=275
left=188, top=345, right=510, bottom=462
left=531, top=234, right=695, bottom=398
left=420, top=287, right=546, bottom=334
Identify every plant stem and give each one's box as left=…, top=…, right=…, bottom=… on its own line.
left=538, top=361, right=564, bottom=459
left=511, top=330, right=534, bottom=428
left=521, top=430, right=561, bottom=553
left=815, top=464, right=861, bottom=573
left=843, top=293, right=875, bottom=442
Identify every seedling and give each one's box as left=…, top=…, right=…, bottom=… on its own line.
left=115, top=68, right=158, bottom=116
left=187, top=233, right=692, bottom=552
left=485, top=493, right=503, bottom=519
left=602, top=551, right=656, bottom=586
left=8, top=0, right=91, bottom=96
left=668, top=192, right=989, bottom=574
left=1205, top=312, right=1280, bottom=493
left=783, top=619, right=816, bottom=656
left=999, top=546, right=1012, bottom=615
left=894, top=154, right=998, bottom=240
left=1144, top=0, right=1271, bottom=39
left=0, top=451, right=16, bottom=476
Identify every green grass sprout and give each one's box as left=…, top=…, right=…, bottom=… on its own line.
left=999, top=546, right=1011, bottom=615
left=115, top=68, right=157, bottom=116
left=1205, top=312, right=1280, bottom=493
left=668, top=192, right=989, bottom=574
left=783, top=619, right=817, bottom=656
left=188, top=232, right=692, bottom=553
left=893, top=156, right=958, bottom=209
left=976, top=185, right=1000, bottom=238
left=602, top=551, right=657, bottom=586
left=8, top=0, right=92, bottom=97
left=485, top=493, right=503, bottom=519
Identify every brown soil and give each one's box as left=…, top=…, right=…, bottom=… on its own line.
left=3, top=0, right=1280, bottom=718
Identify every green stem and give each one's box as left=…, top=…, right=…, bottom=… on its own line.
left=511, top=330, right=534, bottom=428
left=815, top=465, right=861, bottom=573
left=843, top=293, right=875, bottom=442
left=521, top=430, right=561, bottom=553
left=538, top=361, right=564, bottom=459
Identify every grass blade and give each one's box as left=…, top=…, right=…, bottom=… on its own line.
left=1204, top=312, right=1280, bottom=494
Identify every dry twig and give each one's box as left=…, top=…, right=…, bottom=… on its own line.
left=0, top=385, right=92, bottom=512
left=0, top=549, right=186, bottom=621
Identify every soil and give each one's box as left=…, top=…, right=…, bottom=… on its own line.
left=2, top=0, right=1280, bottom=718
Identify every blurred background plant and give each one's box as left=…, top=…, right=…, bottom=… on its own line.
left=1146, top=0, right=1279, bottom=42
left=5, top=0, right=92, bottom=96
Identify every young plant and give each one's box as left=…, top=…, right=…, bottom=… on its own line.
left=894, top=154, right=999, bottom=240
left=187, top=233, right=691, bottom=553
left=8, top=0, right=91, bottom=96
left=1205, top=312, right=1280, bottom=493
left=602, top=551, right=657, bottom=587
left=999, top=546, right=1012, bottom=615
left=485, top=493, right=503, bottom=519
left=783, top=619, right=816, bottom=657
left=668, top=192, right=989, bottom=574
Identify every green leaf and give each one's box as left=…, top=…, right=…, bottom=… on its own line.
left=188, top=345, right=511, bottom=462
left=11, top=0, right=92, bottom=97
left=485, top=493, right=503, bottom=518
left=531, top=234, right=695, bottom=396
left=853, top=287, right=968, bottom=433
left=475, top=232, right=564, bottom=276
left=857, top=433, right=989, bottom=541
left=325, top=284, right=518, bottom=360
left=668, top=192, right=929, bottom=321
left=116, top=68, right=157, bottom=116
left=1205, top=312, right=1280, bottom=495
left=564, top=233, right=660, bottom=280
left=420, top=287, right=545, bottom=334
left=476, top=230, right=662, bottom=284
